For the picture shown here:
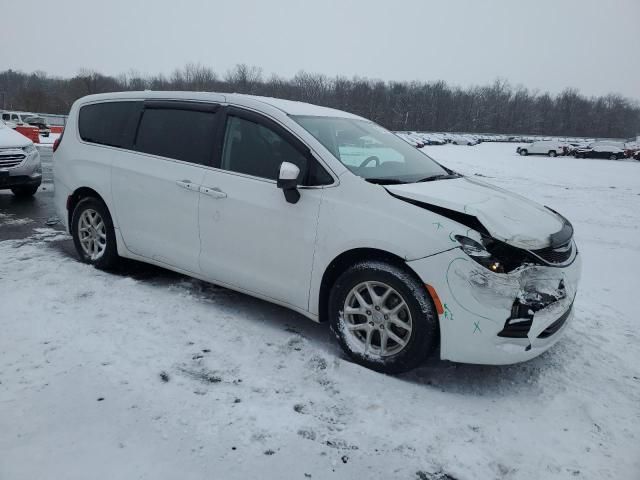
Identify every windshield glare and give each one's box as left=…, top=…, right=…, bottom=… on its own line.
left=292, top=116, right=449, bottom=183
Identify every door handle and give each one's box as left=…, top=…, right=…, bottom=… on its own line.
left=200, top=186, right=227, bottom=199
left=176, top=179, right=199, bottom=191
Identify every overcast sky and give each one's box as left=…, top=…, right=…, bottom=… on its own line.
left=3, top=0, right=639, bottom=99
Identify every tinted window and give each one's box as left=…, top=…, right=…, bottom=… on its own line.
left=79, top=102, right=141, bottom=148
left=1, top=114, right=9, bottom=120
left=221, top=115, right=331, bottom=185
left=135, top=108, right=217, bottom=165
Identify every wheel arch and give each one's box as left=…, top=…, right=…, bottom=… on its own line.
left=317, top=247, right=426, bottom=323
left=67, top=186, right=109, bottom=229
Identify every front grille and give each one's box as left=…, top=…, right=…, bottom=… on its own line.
left=0, top=153, right=26, bottom=169
left=531, top=240, right=573, bottom=264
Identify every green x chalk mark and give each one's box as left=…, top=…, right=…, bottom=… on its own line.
left=443, top=303, right=454, bottom=321
left=473, top=321, right=481, bottom=334
left=433, top=221, right=443, bottom=230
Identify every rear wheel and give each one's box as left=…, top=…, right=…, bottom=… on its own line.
left=11, top=185, right=39, bottom=197
left=71, top=197, right=119, bottom=270
left=609, top=154, right=618, bottom=160
left=519, top=149, right=528, bottom=156
left=548, top=150, right=557, bottom=157
left=329, top=261, right=439, bottom=373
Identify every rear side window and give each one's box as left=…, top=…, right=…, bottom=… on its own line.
left=135, top=108, right=217, bottom=165
left=78, top=101, right=141, bottom=148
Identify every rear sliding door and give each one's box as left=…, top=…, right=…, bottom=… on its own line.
left=110, top=99, right=222, bottom=273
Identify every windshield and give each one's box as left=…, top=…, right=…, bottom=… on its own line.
left=292, top=116, right=450, bottom=184
left=25, top=116, right=45, bottom=123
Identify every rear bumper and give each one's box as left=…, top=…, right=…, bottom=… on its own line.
left=407, top=246, right=582, bottom=365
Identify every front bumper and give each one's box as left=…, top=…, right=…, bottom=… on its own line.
left=408, top=246, right=582, bottom=364
left=0, top=150, right=42, bottom=190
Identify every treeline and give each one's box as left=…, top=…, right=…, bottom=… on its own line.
left=1, top=64, right=639, bottom=138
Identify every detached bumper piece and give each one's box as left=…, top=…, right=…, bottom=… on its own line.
left=498, top=296, right=573, bottom=339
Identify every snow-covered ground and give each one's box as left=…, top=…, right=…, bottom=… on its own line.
left=1, top=143, right=638, bottom=480
left=38, top=132, right=60, bottom=145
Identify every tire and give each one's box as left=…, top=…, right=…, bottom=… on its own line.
left=519, top=149, right=528, bottom=156
left=548, top=151, right=557, bottom=157
left=609, top=154, right=618, bottom=161
left=11, top=185, right=39, bottom=197
left=329, top=260, right=439, bottom=374
left=71, top=197, right=119, bottom=270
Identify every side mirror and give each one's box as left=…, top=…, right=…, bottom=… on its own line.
left=277, top=161, right=300, bottom=204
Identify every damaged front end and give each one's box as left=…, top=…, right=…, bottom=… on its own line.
left=405, top=207, right=581, bottom=364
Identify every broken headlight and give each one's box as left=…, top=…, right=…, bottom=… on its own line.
left=455, top=235, right=505, bottom=273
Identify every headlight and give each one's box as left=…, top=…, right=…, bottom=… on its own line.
left=23, top=144, right=37, bottom=155
left=455, top=235, right=505, bottom=273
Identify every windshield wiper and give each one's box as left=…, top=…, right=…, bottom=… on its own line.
left=364, top=177, right=408, bottom=185
left=415, top=173, right=461, bottom=183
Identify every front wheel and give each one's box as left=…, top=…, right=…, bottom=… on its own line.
left=71, top=197, right=119, bottom=270
left=609, top=154, right=618, bottom=160
left=519, top=149, right=528, bottom=156
left=329, top=261, right=439, bottom=373
left=549, top=150, right=557, bottom=157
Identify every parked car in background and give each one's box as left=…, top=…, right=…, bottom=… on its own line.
left=0, top=120, right=42, bottom=197
left=23, top=115, right=51, bottom=137
left=517, top=140, right=565, bottom=157
left=394, top=132, right=423, bottom=148
left=574, top=143, right=626, bottom=160
left=53, top=91, right=581, bottom=373
left=450, top=135, right=478, bottom=145
left=1, top=111, right=35, bottom=127
left=633, top=150, right=640, bottom=161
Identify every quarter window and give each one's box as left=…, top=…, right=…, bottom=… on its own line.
left=78, top=101, right=141, bottom=148
left=135, top=108, right=217, bottom=165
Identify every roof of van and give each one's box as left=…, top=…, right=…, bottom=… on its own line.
left=76, top=91, right=362, bottom=119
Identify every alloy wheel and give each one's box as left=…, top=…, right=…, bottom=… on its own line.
left=342, top=281, right=413, bottom=357
left=78, top=208, right=107, bottom=260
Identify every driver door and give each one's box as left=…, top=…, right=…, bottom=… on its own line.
left=198, top=108, right=332, bottom=311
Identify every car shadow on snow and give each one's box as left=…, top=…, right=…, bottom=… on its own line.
left=47, top=238, right=339, bottom=355
left=46, top=238, right=563, bottom=395
left=402, top=345, right=567, bottom=397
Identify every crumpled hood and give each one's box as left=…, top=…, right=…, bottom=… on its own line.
left=386, top=176, right=565, bottom=250
left=0, top=125, right=31, bottom=149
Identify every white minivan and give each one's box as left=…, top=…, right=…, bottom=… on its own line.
left=53, top=92, right=581, bottom=373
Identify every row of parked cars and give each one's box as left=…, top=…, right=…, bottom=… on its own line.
left=394, top=132, right=483, bottom=147
left=1, top=110, right=52, bottom=137
left=394, top=130, right=640, bottom=161
left=516, top=140, right=640, bottom=160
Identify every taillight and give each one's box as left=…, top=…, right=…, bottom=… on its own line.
left=53, top=137, right=61, bottom=152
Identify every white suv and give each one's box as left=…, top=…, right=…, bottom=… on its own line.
left=517, top=140, right=565, bottom=157
left=0, top=120, right=41, bottom=196
left=53, top=92, right=581, bottom=373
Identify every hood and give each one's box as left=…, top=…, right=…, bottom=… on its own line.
left=0, top=124, right=31, bottom=149
left=386, top=177, right=565, bottom=250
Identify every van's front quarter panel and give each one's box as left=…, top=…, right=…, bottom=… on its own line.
left=308, top=174, right=468, bottom=316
